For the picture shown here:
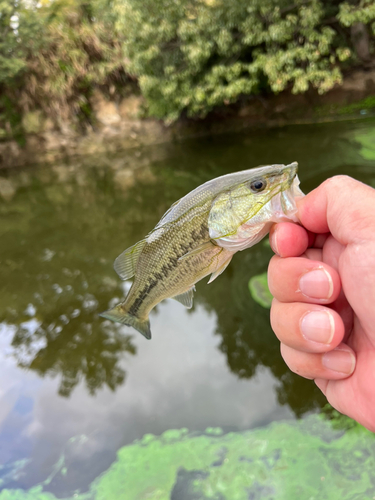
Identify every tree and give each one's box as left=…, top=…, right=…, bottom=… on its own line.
left=1, top=0, right=374, bottom=129
left=114, top=0, right=362, bottom=121
left=339, top=0, right=375, bottom=62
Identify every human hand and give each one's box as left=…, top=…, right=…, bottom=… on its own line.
left=268, top=176, right=375, bottom=431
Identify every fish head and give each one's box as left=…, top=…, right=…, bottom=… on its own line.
left=209, top=162, right=303, bottom=242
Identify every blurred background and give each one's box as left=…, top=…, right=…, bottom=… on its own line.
left=1, top=1, right=375, bottom=499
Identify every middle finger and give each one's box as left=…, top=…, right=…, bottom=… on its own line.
left=268, top=256, right=341, bottom=304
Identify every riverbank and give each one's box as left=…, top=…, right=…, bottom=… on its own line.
left=1, top=68, right=375, bottom=170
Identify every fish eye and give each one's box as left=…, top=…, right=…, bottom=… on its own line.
left=250, top=179, right=267, bottom=193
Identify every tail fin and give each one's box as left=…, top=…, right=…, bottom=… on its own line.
left=99, top=305, right=151, bottom=340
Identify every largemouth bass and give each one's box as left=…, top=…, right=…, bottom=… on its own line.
left=100, top=162, right=303, bottom=339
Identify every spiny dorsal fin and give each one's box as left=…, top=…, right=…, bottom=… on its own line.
left=172, top=286, right=196, bottom=309
left=114, top=239, right=146, bottom=280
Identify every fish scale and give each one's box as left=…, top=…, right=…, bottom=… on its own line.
left=126, top=201, right=219, bottom=317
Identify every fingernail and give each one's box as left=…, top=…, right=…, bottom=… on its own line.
left=301, top=310, right=334, bottom=344
left=322, top=348, right=355, bottom=375
left=299, top=268, right=333, bottom=299
left=270, top=229, right=280, bottom=256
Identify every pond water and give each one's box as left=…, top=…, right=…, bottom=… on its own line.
left=0, top=118, right=375, bottom=499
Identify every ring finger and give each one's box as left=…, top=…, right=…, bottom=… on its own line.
left=271, top=299, right=345, bottom=353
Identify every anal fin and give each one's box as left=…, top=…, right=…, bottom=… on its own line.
left=172, top=286, right=196, bottom=309
left=114, top=239, right=146, bottom=280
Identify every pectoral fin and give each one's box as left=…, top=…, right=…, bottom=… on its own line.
left=114, top=239, right=146, bottom=280
left=178, top=241, right=216, bottom=262
left=208, top=253, right=233, bottom=284
left=172, top=286, right=196, bottom=309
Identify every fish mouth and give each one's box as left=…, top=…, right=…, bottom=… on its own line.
left=268, top=162, right=298, bottom=191
left=284, top=162, right=298, bottom=186
left=276, top=162, right=304, bottom=220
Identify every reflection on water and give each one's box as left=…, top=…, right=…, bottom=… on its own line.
left=0, top=119, right=374, bottom=496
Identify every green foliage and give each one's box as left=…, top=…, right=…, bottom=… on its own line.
left=116, top=0, right=351, bottom=121
left=0, top=0, right=129, bottom=134
left=0, top=0, right=27, bottom=83
left=0, top=0, right=374, bottom=128
left=339, top=0, right=375, bottom=31
left=22, top=0, right=126, bottom=117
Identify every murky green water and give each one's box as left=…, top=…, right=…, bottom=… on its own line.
left=0, top=119, right=375, bottom=499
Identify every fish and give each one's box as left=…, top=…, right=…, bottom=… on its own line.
left=100, top=162, right=304, bottom=339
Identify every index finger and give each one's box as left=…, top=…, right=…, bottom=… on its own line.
left=269, top=222, right=327, bottom=258
left=268, top=256, right=341, bottom=304
left=297, top=176, right=375, bottom=244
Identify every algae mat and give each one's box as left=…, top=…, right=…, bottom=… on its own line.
left=353, top=128, right=375, bottom=162
left=1, top=415, right=374, bottom=500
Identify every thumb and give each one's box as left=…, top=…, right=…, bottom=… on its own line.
left=297, top=176, right=375, bottom=244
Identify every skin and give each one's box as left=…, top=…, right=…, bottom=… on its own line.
left=267, top=175, right=375, bottom=432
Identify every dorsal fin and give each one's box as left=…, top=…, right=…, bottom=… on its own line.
left=114, top=239, right=146, bottom=280
left=172, top=286, right=195, bottom=309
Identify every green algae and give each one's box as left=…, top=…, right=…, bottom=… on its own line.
left=1, top=415, right=374, bottom=500
left=314, top=96, right=375, bottom=119
left=248, top=272, right=273, bottom=309
left=204, top=427, right=223, bottom=436
left=339, top=96, right=375, bottom=116
left=353, top=129, right=375, bottom=161
left=0, top=487, right=57, bottom=500
left=77, top=417, right=375, bottom=500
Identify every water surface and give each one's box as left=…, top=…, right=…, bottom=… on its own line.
left=0, top=119, right=375, bottom=497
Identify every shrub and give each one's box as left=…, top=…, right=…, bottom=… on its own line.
left=115, top=0, right=364, bottom=121
left=0, top=0, right=374, bottom=131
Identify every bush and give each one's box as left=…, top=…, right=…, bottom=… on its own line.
left=115, top=0, right=372, bottom=121
left=0, top=0, right=374, bottom=132
left=0, top=0, right=130, bottom=135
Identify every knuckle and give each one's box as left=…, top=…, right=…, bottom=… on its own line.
left=325, top=175, right=352, bottom=188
